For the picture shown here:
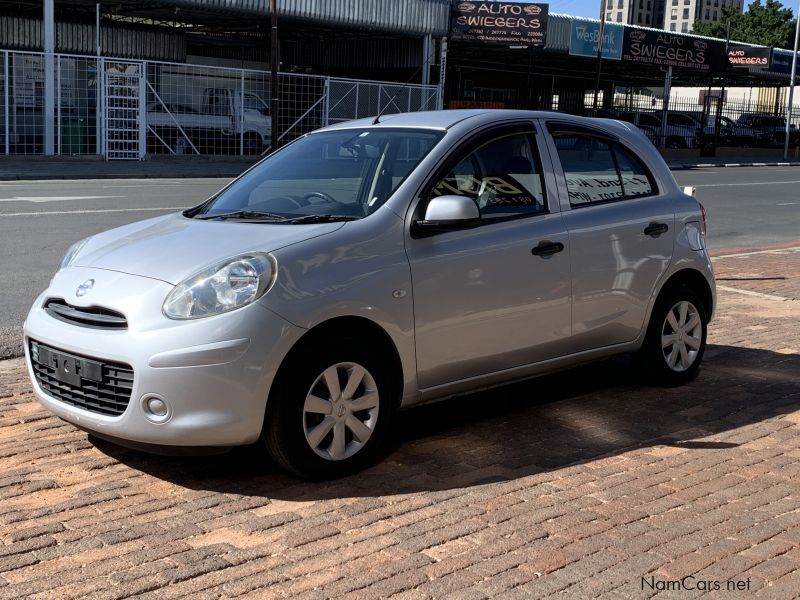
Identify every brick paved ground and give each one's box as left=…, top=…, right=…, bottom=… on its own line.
left=1, top=247, right=799, bottom=599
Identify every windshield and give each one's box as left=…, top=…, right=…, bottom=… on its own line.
left=194, top=128, right=443, bottom=221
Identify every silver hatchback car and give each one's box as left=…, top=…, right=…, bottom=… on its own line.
left=24, top=110, right=715, bottom=478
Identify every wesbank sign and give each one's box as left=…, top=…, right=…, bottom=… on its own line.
left=569, top=20, right=623, bottom=60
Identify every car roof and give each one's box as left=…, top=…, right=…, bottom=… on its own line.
left=316, top=109, right=625, bottom=133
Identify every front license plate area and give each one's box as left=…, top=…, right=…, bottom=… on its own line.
left=36, top=346, right=102, bottom=386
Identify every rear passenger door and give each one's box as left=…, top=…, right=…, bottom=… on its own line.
left=543, top=122, right=674, bottom=352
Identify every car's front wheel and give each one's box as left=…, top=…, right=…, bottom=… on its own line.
left=263, top=342, right=396, bottom=478
left=639, top=287, right=707, bottom=386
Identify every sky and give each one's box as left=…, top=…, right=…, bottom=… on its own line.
left=545, top=0, right=788, bottom=18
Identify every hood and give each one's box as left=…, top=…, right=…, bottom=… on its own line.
left=72, top=213, right=344, bottom=285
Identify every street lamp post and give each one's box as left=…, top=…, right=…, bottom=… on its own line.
left=783, top=2, right=800, bottom=161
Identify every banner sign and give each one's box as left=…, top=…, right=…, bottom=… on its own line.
left=621, top=29, right=724, bottom=72
left=728, top=44, right=772, bottom=69
left=569, top=20, right=624, bottom=60
left=450, top=2, right=549, bottom=46
left=770, top=51, right=792, bottom=73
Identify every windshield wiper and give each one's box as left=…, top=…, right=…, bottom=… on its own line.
left=280, top=214, right=361, bottom=224
left=195, top=210, right=288, bottom=222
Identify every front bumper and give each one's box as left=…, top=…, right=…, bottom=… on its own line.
left=24, top=266, right=304, bottom=447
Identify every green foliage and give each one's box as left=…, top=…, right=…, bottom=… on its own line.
left=691, top=0, right=796, bottom=49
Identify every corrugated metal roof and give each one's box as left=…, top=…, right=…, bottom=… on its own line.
left=0, top=16, right=186, bottom=61
left=164, top=0, right=451, bottom=36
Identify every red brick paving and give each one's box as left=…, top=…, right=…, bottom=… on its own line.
left=0, top=247, right=799, bottom=599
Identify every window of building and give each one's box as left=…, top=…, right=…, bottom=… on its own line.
left=638, top=13, right=642, bottom=22
left=681, top=22, right=689, bottom=31
left=618, top=0, right=624, bottom=8
left=617, top=11, right=623, bottom=19
left=670, top=22, right=677, bottom=30
left=713, top=10, right=717, bottom=18
left=671, top=8, right=678, bottom=17
left=705, top=9, right=710, bottom=18
left=683, top=8, right=690, bottom=18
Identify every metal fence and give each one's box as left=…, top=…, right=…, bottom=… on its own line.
left=0, top=49, right=441, bottom=159
left=602, top=93, right=800, bottom=151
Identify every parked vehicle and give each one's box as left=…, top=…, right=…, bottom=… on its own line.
left=147, top=88, right=271, bottom=155
left=24, top=110, right=715, bottom=478
left=617, top=111, right=701, bottom=149
left=731, top=113, right=797, bottom=147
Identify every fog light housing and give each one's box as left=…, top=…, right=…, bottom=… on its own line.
left=141, top=394, right=171, bottom=423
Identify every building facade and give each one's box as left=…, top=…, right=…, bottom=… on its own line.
left=606, top=0, right=742, bottom=32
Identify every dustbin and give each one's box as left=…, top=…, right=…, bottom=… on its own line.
left=60, top=116, right=85, bottom=155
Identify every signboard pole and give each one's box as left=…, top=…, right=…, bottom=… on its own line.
left=660, top=66, right=672, bottom=149
left=438, top=37, right=447, bottom=111
left=592, top=0, right=607, bottom=116
left=784, top=2, right=800, bottom=160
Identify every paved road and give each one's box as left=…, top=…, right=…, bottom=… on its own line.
left=674, top=166, right=800, bottom=250
left=0, top=167, right=798, bottom=357
left=0, top=178, right=230, bottom=357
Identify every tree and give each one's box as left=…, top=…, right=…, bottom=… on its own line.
left=691, top=0, right=796, bottom=49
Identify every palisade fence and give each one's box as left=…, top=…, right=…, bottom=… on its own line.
left=0, top=49, right=440, bottom=159
left=606, top=94, right=800, bottom=150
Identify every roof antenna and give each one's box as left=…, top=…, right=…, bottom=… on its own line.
left=372, top=41, right=439, bottom=124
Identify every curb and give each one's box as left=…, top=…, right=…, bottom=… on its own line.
left=668, top=161, right=800, bottom=170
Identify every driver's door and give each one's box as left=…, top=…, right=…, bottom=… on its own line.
left=405, top=123, right=572, bottom=389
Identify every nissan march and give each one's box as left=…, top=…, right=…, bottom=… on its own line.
left=24, top=110, right=715, bottom=478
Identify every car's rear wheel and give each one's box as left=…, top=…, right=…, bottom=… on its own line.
left=639, top=287, right=707, bottom=386
left=263, top=342, right=396, bottom=479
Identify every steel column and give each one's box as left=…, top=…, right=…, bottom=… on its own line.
left=43, top=0, right=55, bottom=155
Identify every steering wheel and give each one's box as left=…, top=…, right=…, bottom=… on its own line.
left=304, top=191, right=337, bottom=205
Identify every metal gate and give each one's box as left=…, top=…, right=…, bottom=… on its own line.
left=103, top=61, right=144, bottom=160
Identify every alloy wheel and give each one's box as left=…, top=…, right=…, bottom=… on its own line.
left=302, top=362, right=379, bottom=461
left=660, top=300, right=703, bottom=372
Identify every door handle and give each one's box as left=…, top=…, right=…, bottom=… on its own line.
left=644, top=222, right=669, bottom=237
left=531, top=241, right=564, bottom=257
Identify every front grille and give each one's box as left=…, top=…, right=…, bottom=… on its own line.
left=44, top=298, right=128, bottom=330
left=29, top=340, right=134, bottom=417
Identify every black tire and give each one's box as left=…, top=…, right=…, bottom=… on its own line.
left=262, top=340, right=397, bottom=479
left=638, top=287, right=707, bottom=386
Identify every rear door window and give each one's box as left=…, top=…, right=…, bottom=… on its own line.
left=553, top=133, right=657, bottom=206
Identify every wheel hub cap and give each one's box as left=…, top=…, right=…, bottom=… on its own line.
left=302, top=362, right=379, bottom=461
left=661, top=300, right=702, bottom=372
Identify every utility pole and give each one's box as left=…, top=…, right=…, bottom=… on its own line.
left=270, top=0, right=279, bottom=153
left=784, top=1, right=800, bottom=160
left=592, top=0, right=607, bottom=116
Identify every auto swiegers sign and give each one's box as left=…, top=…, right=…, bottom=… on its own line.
left=450, top=2, right=549, bottom=46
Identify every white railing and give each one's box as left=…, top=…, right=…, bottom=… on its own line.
left=0, top=49, right=441, bottom=159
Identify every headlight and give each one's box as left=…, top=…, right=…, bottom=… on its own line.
left=58, top=238, right=89, bottom=272
left=163, top=252, right=276, bottom=320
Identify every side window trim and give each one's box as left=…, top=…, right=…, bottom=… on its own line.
left=544, top=122, right=659, bottom=210
left=414, top=123, right=551, bottom=229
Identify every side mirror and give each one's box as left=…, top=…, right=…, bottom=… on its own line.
left=414, top=195, right=481, bottom=233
